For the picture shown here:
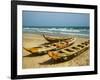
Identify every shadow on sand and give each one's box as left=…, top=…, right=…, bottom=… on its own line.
left=39, top=58, right=69, bottom=65
left=23, top=52, right=46, bottom=57
left=39, top=55, right=77, bottom=65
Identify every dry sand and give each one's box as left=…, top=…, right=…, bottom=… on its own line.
left=22, top=33, right=89, bottom=69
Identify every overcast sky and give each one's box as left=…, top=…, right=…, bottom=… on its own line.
left=22, top=11, right=89, bottom=27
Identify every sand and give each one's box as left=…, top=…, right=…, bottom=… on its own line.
left=22, top=33, right=89, bottom=69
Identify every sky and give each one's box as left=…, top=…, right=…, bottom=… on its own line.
left=22, top=11, right=90, bottom=27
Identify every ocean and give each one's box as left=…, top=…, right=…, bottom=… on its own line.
left=23, top=26, right=89, bottom=38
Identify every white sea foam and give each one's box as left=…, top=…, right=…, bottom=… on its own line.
left=24, top=28, right=82, bottom=32
left=23, top=27, right=89, bottom=37
left=60, top=32, right=89, bottom=37
left=48, top=28, right=80, bottom=32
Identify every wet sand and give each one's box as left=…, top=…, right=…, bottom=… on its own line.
left=22, top=33, right=89, bottom=69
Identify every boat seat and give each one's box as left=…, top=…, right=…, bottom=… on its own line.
left=58, top=51, right=64, bottom=53
left=85, top=43, right=88, bottom=45
left=35, top=46, right=42, bottom=48
left=81, top=43, right=85, bottom=45
left=61, top=42, right=65, bottom=44
left=81, top=42, right=88, bottom=46
left=77, top=45, right=84, bottom=48
left=52, top=43, right=57, bottom=46
left=64, top=49, right=74, bottom=52
left=50, top=48, right=58, bottom=51
left=71, top=47, right=80, bottom=50
left=44, top=45, right=51, bottom=47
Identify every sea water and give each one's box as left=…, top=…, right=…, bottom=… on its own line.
left=23, top=26, right=89, bottom=38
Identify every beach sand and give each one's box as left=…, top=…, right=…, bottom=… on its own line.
left=22, top=33, right=90, bottom=69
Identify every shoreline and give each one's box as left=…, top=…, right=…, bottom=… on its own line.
left=23, top=32, right=89, bottom=39
left=22, top=33, right=89, bottom=69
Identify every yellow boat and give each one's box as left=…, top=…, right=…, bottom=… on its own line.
left=24, top=38, right=76, bottom=55
left=48, top=40, right=89, bottom=61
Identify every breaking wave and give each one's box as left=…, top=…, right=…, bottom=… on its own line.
left=23, top=27, right=89, bottom=37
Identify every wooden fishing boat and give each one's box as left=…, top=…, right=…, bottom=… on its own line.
left=24, top=38, right=76, bottom=55
left=48, top=40, right=89, bottom=61
left=43, top=34, right=70, bottom=43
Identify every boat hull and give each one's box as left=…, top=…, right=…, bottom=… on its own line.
left=24, top=38, right=76, bottom=55
left=43, top=34, right=71, bottom=43
left=48, top=40, right=89, bottom=61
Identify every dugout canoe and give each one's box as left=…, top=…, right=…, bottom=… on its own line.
left=43, top=34, right=71, bottom=43
left=48, top=40, right=89, bottom=61
left=24, top=38, right=76, bottom=55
